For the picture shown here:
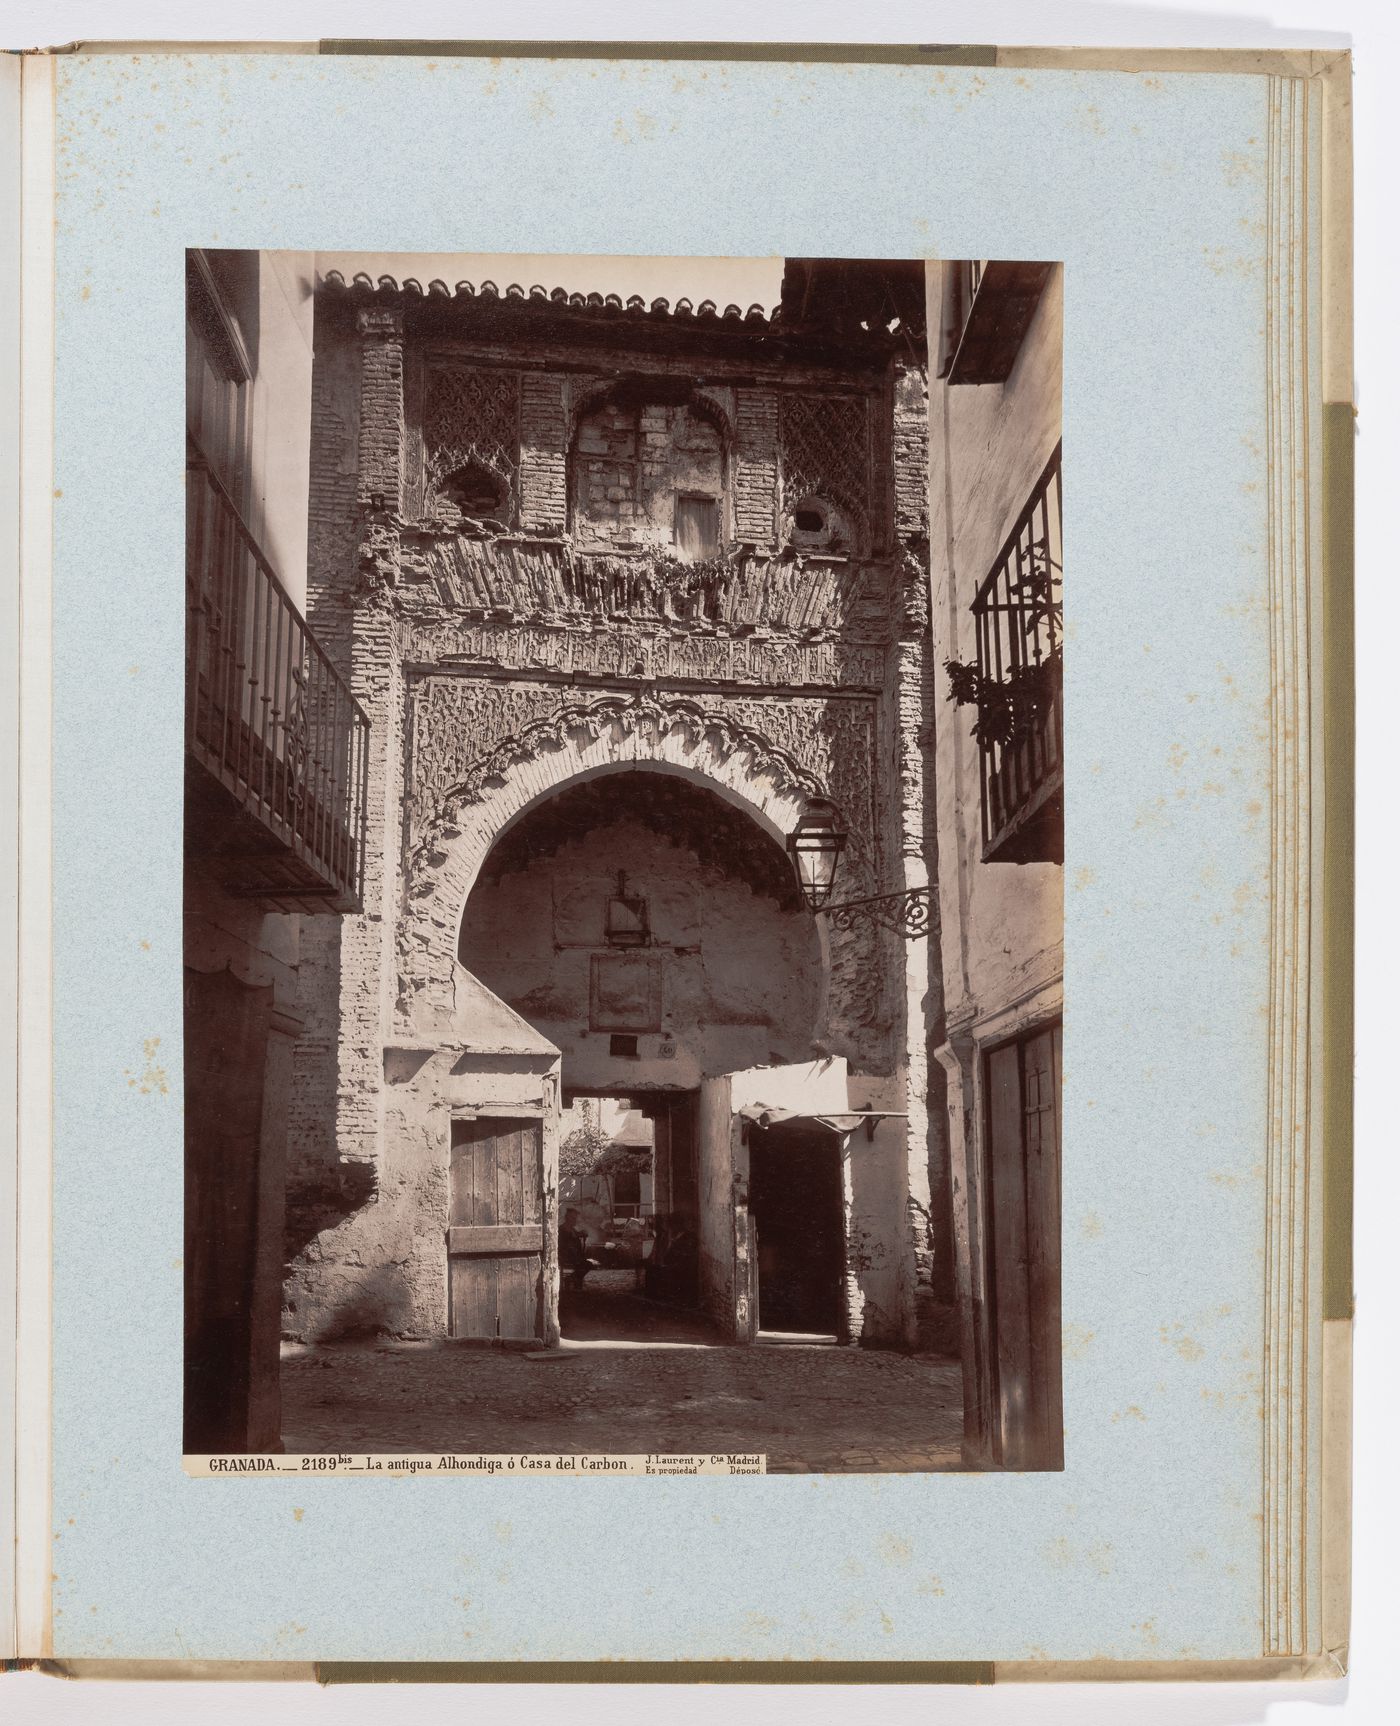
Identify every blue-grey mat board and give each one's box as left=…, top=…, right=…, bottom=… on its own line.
left=51, top=51, right=1275, bottom=1661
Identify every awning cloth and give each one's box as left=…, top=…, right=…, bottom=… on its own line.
left=736, top=1105, right=907, bottom=1136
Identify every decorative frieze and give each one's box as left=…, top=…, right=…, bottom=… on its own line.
left=406, top=681, right=881, bottom=861
left=403, top=615, right=888, bottom=691
left=394, top=532, right=894, bottom=643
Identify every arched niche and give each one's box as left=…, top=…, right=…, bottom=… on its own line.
left=787, top=492, right=857, bottom=556
left=456, top=769, right=828, bottom=1086
left=566, top=380, right=734, bottom=557
left=438, top=457, right=510, bottom=526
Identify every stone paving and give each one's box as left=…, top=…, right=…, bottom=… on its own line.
left=280, top=1282, right=965, bottom=1473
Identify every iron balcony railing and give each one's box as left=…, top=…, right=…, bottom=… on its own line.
left=186, top=435, right=369, bottom=911
left=971, top=445, right=1064, bottom=863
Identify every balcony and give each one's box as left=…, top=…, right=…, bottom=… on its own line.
left=983, top=680, right=1063, bottom=864
left=969, top=447, right=1063, bottom=864
left=186, top=438, right=369, bottom=912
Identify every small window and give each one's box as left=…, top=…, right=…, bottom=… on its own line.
left=605, top=871, right=649, bottom=949
left=609, top=1035, right=639, bottom=1059
left=787, top=495, right=849, bottom=554
left=440, top=460, right=508, bottom=523
left=611, top=1168, right=642, bottom=1208
left=606, top=893, right=649, bottom=948
left=674, top=494, right=720, bottom=561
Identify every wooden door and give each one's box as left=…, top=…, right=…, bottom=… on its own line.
left=448, top=1118, right=544, bottom=1342
left=675, top=494, right=720, bottom=561
left=1023, top=1025, right=1064, bottom=1463
left=986, top=1021, right=1063, bottom=1469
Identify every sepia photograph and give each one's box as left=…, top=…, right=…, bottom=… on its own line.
left=183, top=248, right=1064, bottom=1474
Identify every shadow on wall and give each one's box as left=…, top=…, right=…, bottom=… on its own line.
left=282, top=1257, right=415, bottom=1344
left=285, top=906, right=386, bottom=1316
left=284, top=1160, right=378, bottom=1287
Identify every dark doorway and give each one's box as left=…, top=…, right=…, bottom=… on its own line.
left=985, top=1020, right=1063, bottom=1470
left=184, top=965, right=274, bottom=1453
left=747, top=1121, right=845, bottom=1336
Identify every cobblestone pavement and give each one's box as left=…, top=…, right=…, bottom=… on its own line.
left=281, top=1286, right=964, bottom=1473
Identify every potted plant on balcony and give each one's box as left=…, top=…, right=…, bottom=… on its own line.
left=944, top=530, right=1063, bottom=861
left=943, top=534, right=1062, bottom=751
left=942, top=645, right=1062, bottom=752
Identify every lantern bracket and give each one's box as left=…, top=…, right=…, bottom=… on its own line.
left=822, top=885, right=933, bottom=940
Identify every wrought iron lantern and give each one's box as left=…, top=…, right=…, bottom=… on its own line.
left=786, top=800, right=848, bottom=913
left=787, top=799, right=932, bottom=939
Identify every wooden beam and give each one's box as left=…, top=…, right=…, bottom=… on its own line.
left=447, top=1225, right=544, bottom=1256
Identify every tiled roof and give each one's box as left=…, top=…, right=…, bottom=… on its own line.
left=320, top=270, right=777, bottom=329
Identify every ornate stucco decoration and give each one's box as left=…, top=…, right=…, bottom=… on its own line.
left=423, top=365, right=522, bottom=519
left=398, top=534, right=888, bottom=637
left=779, top=392, right=872, bottom=552
left=409, top=692, right=832, bottom=883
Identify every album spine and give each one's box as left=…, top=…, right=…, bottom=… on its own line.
left=1261, top=48, right=1354, bottom=1674
left=0, top=46, right=19, bottom=1670
left=1316, top=46, right=1354, bottom=1679
left=5, top=44, right=57, bottom=1667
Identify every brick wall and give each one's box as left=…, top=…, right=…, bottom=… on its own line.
left=570, top=400, right=724, bottom=552
left=288, top=324, right=361, bottom=1196
left=288, top=308, right=406, bottom=1229
left=519, top=371, right=567, bottom=531
left=355, top=306, right=405, bottom=507
left=733, top=388, right=779, bottom=546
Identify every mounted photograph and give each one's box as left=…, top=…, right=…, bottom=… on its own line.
left=182, top=249, right=1064, bottom=1473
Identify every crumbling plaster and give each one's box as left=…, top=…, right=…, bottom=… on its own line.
left=571, top=398, right=726, bottom=552
left=458, top=806, right=825, bottom=1092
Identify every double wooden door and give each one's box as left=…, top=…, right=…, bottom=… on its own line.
left=448, top=1117, right=545, bottom=1342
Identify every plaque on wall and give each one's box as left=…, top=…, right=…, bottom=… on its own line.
left=588, top=953, right=663, bottom=1032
